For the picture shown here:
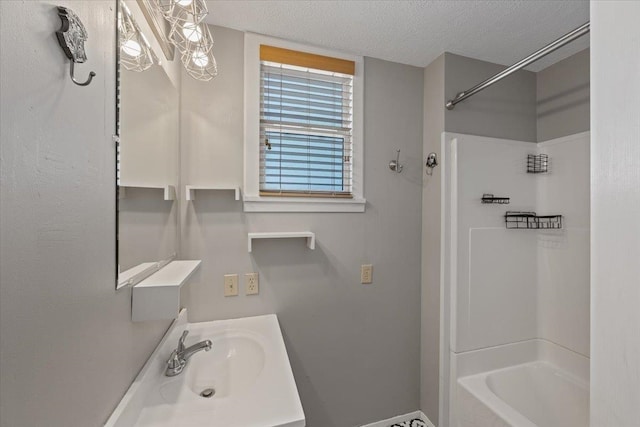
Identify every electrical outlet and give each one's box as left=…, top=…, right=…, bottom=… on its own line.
left=361, top=264, right=373, bottom=284
left=224, top=274, right=238, bottom=296
left=245, top=273, right=259, bottom=295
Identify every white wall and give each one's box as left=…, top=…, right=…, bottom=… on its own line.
left=537, top=132, right=590, bottom=357
left=179, top=26, right=425, bottom=426
left=447, top=134, right=538, bottom=353
left=421, top=54, right=445, bottom=425
left=591, top=2, right=640, bottom=425
left=444, top=132, right=590, bottom=355
left=0, top=2, right=172, bottom=426
left=443, top=131, right=590, bottom=427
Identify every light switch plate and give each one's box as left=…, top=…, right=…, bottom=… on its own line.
left=361, top=264, right=373, bottom=284
left=245, top=273, right=259, bottom=295
left=224, top=274, right=239, bottom=296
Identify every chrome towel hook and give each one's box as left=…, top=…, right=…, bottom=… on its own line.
left=389, top=149, right=404, bottom=173
left=69, top=61, right=96, bottom=86
left=55, top=6, right=96, bottom=87
left=425, top=152, right=438, bottom=176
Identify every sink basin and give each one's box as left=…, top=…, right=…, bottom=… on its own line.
left=159, top=331, right=266, bottom=402
left=105, top=311, right=305, bottom=427
left=187, top=332, right=266, bottom=399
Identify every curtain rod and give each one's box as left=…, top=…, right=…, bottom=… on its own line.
left=445, top=22, right=590, bottom=110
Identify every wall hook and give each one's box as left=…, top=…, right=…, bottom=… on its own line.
left=55, top=6, right=96, bottom=87
left=425, top=152, right=438, bottom=176
left=389, top=149, right=404, bottom=173
left=69, top=61, right=96, bottom=86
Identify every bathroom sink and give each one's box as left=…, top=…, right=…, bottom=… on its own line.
left=105, top=311, right=305, bottom=427
left=159, top=331, right=266, bottom=402
left=187, top=332, right=266, bottom=399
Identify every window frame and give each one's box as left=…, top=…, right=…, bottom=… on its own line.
left=243, top=33, right=365, bottom=213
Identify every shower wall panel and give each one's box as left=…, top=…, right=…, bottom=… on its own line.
left=447, top=133, right=538, bottom=353
left=536, top=132, right=590, bottom=357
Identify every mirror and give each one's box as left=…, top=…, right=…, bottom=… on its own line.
left=116, top=0, right=180, bottom=288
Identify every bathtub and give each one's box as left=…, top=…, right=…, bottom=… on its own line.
left=451, top=339, right=589, bottom=427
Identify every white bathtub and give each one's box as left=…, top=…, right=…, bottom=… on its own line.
left=451, top=339, right=589, bottom=427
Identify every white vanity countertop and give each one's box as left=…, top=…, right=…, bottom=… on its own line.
left=105, top=310, right=305, bottom=427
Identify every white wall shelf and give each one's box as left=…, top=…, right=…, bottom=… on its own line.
left=117, top=262, right=155, bottom=290
left=185, top=185, right=241, bottom=201
left=247, top=232, right=315, bottom=252
left=119, top=184, right=176, bottom=201
left=132, top=260, right=201, bottom=322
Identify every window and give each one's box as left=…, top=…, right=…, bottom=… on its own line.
left=244, top=34, right=365, bottom=212
left=260, top=46, right=353, bottom=197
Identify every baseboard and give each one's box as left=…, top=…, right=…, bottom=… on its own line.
left=361, top=410, right=436, bottom=427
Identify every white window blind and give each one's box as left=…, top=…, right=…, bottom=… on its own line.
left=259, top=54, right=354, bottom=197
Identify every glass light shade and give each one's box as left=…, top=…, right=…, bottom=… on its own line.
left=181, top=25, right=217, bottom=81
left=119, top=1, right=159, bottom=72
left=182, top=22, right=203, bottom=42
left=154, top=0, right=208, bottom=26
left=169, top=19, right=207, bottom=54
left=173, top=0, right=208, bottom=24
left=122, top=39, right=142, bottom=57
left=191, top=49, right=209, bottom=67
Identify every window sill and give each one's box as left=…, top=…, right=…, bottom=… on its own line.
left=242, top=195, right=366, bottom=213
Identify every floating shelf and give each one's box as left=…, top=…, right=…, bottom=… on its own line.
left=117, top=262, right=156, bottom=289
left=248, top=232, right=315, bottom=252
left=481, top=193, right=510, bottom=204
left=185, top=185, right=241, bottom=201
left=132, top=260, right=201, bottom=322
left=527, top=154, right=549, bottom=174
left=505, top=211, right=563, bottom=230
left=119, top=184, right=176, bottom=201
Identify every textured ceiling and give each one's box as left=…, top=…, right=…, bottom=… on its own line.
left=205, top=0, right=589, bottom=72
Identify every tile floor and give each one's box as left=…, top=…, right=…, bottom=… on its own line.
left=390, top=419, right=427, bottom=427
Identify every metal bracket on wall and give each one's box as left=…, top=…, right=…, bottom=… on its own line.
left=389, top=149, right=404, bottom=173
left=425, top=152, right=438, bottom=176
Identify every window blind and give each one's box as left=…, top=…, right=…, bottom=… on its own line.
left=259, top=46, right=354, bottom=197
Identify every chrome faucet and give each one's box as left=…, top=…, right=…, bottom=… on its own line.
left=165, top=330, right=213, bottom=377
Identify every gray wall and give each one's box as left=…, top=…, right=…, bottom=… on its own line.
left=537, top=48, right=590, bottom=142
left=0, top=2, right=172, bottom=426
left=118, top=62, right=180, bottom=272
left=420, top=54, right=445, bottom=426
left=442, top=50, right=590, bottom=144
left=444, top=53, right=538, bottom=143
left=179, top=26, right=424, bottom=427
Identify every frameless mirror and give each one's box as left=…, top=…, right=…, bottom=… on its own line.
left=116, top=0, right=179, bottom=288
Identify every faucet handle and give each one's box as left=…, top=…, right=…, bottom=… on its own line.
left=166, top=349, right=186, bottom=376
left=177, top=330, right=189, bottom=352
left=167, top=349, right=180, bottom=369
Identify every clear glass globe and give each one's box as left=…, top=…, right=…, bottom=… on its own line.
left=191, top=49, right=209, bottom=67
left=122, top=39, right=142, bottom=58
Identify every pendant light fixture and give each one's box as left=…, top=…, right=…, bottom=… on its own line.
left=150, top=0, right=218, bottom=81
left=180, top=24, right=218, bottom=81
left=119, top=1, right=159, bottom=72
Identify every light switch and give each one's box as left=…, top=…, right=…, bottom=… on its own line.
left=224, top=274, right=238, bottom=296
left=361, top=264, right=373, bottom=284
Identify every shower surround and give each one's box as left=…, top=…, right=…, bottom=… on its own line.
left=441, top=131, right=590, bottom=427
